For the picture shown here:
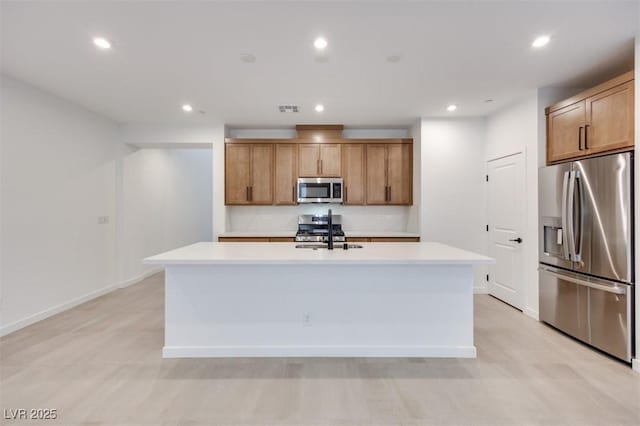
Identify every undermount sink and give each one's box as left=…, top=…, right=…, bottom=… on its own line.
left=295, top=244, right=363, bottom=250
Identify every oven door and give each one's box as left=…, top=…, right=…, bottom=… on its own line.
left=297, top=178, right=332, bottom=203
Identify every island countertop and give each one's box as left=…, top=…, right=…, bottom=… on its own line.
left=144, top=241, right=494, bottom=266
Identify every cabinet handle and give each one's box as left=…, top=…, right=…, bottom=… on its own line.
left=388, top=186, right=391, bottom=202
left=246, top=186, right=250, bottom=201
left=578, top=126, right=584, bottom=150
left=250, top=186, right=253, bottom=201
left=344, top=187, right=348, bottom=202
left=320, top=159, right=323, bottom=175
left=317, top=159, right=321, bottom=175
left=292, top=186, right=295, bottom=202
left=584, top=124, right=589, bottom=149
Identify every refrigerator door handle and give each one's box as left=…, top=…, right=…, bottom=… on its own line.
left=561, top=171, right=570, bottom=260
left=566, top=170, right=577, bottom=261
left=538, top=267, right=627, bottom=295
left=573, top=171, right=582, bottom=262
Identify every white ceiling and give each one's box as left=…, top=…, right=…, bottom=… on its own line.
left=1, top=1, right=637, bottom=127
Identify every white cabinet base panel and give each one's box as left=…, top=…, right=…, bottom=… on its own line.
left=163, top=264, right=476, bottom=358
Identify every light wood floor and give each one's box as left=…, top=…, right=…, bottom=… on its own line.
left=1, top=272, right=639, bottom=426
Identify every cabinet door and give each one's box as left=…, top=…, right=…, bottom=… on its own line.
left=387, top=144, right=413, bottom=205
left=319, top=144, right=341, bottom=177
left=225, top=144, right=252, bottom=205
left=365, top=144, right=388, bottom=204
left=249, top=144, right=274, bottom=204
left=585, top=81, right=634, bottom=154
left=298, top=144, right=320, bottom=177
left=547, top=101, right=585, bottom=163
left=274, top=144, right=297, bottom=205
left=342, top=144, right=365, bottom=205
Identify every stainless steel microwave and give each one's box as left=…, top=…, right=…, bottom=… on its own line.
left=297, top=178, right=343, bottom=204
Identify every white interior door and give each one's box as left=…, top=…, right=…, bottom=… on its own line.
left=487, top=153, right=525, bottom=310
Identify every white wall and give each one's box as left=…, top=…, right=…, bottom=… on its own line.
left=420, top=118, right=488, bottom=290
left=120, top=124, right=227, bottom=238
left=118, top=147, right=212, bottom=284
left=228, top=205, right=410, bottom=233
left=0, top=75, right=118, bottom=334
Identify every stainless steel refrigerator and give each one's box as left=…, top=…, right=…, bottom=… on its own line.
left=539, top=151, right=633, bottom=362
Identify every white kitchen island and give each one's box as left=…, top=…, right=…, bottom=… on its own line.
left=144, top=242, right=493, bottom=358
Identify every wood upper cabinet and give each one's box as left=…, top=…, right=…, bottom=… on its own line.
left=547, top=102, right=586, bottom=163
left=225, top=143, right=273, bottom=205
left=584, top=80, right=634, bottom=154
left=298, top=143, right=341, bottom=177
left=366, top=143, right=412, bottom=205
left=387, top=144, right=413, bottom=204
left=341, top=144, right=365, bottom=205
left=546, top=72, right=634, bottom=164
left=274, top=144, right=298, bottom=205
left=365, top=144, right=387, bottom=204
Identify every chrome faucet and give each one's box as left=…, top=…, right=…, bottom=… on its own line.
left=327, top=209, right=334, bottom=250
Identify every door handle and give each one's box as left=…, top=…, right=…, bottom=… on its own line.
left=509, top=238, right=523, bottom=243
left=584, top=125, right=589, bottom=149
left=578, top=126, right=584, bottom=150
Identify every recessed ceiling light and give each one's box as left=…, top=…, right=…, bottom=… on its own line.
left=315, top=104, right=325, bottom=112
left=447, top=104, right=457, bottom=112
left=386, top=55, right=401, bottom=63
left=484, top=99, right=494, bottom=103
left=240, top=53, right=256, bottom=63
left=314, top=37, right=328, bottom=50
left=182, top=104, right=193, bottom=112
left=532, top=35, right=550, bottom=48
left=93, top=37, right=112, bottom=50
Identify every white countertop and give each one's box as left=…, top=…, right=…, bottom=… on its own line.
left=218, top=231, right=421, bottom=238
left=144, top=242, right=493, bottom=266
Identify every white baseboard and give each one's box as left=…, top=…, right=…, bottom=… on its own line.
left=119, top=267, right=163, bottom=288
left=0, top=282, right=118, bottom=337
left=633, top=358, right=640, bottom=373
left=523, top=307, right=539, bottom=321
left=163, top=345, right=477, bottom=358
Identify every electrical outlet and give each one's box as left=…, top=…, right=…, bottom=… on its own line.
left=303, top=313, right=312, bottom=327
left=98, top=216, right=110, bottom=224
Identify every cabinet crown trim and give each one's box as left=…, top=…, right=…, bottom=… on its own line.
left=545, top=70, right=634, bottom=114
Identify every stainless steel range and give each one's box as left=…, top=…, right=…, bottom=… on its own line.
left=295, top=213, right=345, bottom=243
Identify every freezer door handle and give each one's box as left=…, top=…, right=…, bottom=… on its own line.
left=538, top=267, right=627, bottom=295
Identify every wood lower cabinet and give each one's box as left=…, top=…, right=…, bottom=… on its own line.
left=218, top=237, right=295, bottom=242
left=546, top=72, right=634, bottom=164
left=219, top=236, right=420, bottom=242
left=298, top=143, right=341, bottom=177
left=346, top=237, right=420, bottom=242
left=341, top=144, right=365, bottom=205
left=274, top=144, right=297, bottom=205
left=225, top=144, right=273, bottom=205
left=366, top=143, right=412, bottom=205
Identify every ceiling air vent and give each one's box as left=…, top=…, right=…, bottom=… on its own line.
left=278, top=105, right=299, bottom=113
